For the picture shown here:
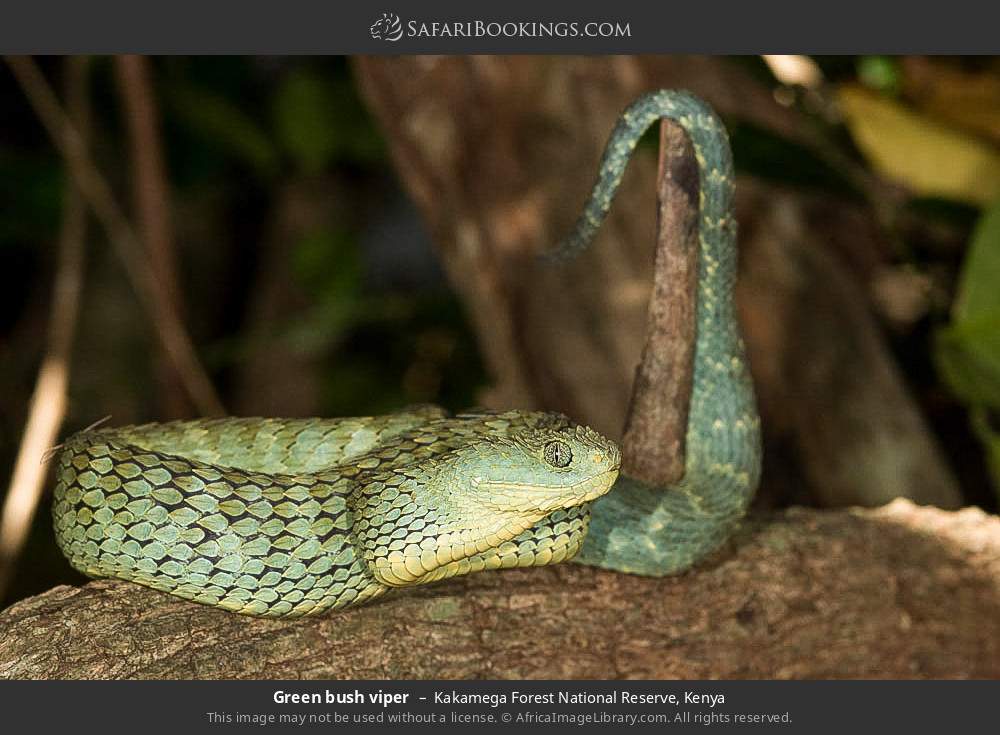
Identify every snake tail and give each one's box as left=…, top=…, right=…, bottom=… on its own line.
left=551, top=90, right=763, bottom=576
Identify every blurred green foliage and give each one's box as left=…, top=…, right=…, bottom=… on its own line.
left=857, top=56, right=902, bottom=96
left=936, top=202, right=1000, bottom=484
left=272, top=70, right=385, bottom=173
left=728, top=122, right=858, bottom=197
left=167, top=80, right=280, bottom=178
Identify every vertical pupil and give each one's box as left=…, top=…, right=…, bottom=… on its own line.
left=547, top=442, right=570, bottom=466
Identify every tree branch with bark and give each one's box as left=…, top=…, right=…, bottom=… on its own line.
left=1, top=502, right=997, bottom=679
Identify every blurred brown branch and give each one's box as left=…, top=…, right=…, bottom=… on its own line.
left=0, top=57, right=90, bottom=599
left=3, top=55, right=224, bottom=417
left=115, top=55, right=191, bottom=419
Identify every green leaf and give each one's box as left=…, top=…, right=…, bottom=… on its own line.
left=935, top=317, right=1000, bottom=409
left=272, top=70, right=385, bottom=173
left=934, top=201, right=1000, bottom=497
left=272, top=71, right=340, bottom=174
left=0, top=150, right=63, bottom=245
left=857, top=56, right=901, bottom=96
left=971, top=409, right=1000, bottom=497
left=284, top=227, right=363, bottom=353
left=953, top=203, right=1000, bottom=322
left=936, top=202, right=1000, bottom=409
left=165, top=83, right=279, bottom=178
left=291, top=226, right=360, bottom=296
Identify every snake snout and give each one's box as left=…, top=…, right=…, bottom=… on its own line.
left=606, top=442, right=622, bottom=472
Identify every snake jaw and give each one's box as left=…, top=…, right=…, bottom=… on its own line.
left=364, top=450, right=620, bottom=589
left=479, top=467, right=620, bottom=514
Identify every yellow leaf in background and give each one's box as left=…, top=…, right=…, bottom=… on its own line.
left=837, top=84, right=1000, bottom=206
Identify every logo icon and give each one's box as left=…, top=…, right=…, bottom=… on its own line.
left=370, top=13, right=403, bottom=41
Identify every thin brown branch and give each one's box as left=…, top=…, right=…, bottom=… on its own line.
left=619, top=119, right=700, bottom=485
left=115, top=55, right=191, bottom=419
left=3, top=55, right=224, bottom=417
left=0, top=57, right=90, bottom=599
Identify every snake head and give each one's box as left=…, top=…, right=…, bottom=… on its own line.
left=461, top=411, right=622, bottom=515
left=354, top=411, right=621, bottom=588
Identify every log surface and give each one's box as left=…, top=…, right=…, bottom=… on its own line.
left=2, top=500, right=997, bottom=680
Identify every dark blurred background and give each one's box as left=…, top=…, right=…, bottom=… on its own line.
left=1, top=55, right=999, bottom=610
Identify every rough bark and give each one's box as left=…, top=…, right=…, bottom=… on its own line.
left=620, top=120, right=698, bottom=486
left=352, top=55, right=962, bottom=510
left=1, top=500, right=997, bottom=680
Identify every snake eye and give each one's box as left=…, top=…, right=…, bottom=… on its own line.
left=543, top=440, right=572, bottom=468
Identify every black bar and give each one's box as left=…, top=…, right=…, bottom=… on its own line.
left=1, top=681, right=997, bottom=734
left=1, top=0, right=997, bottom=54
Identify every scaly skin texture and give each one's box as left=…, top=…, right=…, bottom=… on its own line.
left=554, top=90, right=762, bottom=575
left=53, top=408, right=620, bottom=617
left=51, top=90, right=761, bottom=615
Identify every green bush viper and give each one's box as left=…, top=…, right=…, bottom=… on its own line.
left=52, top=90, right=761, bottom=617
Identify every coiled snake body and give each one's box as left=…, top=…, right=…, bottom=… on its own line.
left=53, top=90, right=761, bottom=617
